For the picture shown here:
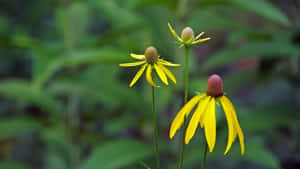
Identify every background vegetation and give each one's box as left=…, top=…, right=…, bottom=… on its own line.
left=0, top=0, right=299, bottom=169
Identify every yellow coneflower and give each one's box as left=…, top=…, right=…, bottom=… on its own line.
left=168, top=23, right=211, bottom=47
left=170, top=74, right=245, bottom=155
left=119, top=46, right=180, bottom=87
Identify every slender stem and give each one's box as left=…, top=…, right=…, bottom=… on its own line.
left=201, top=141, right=208, bottom=169
left=178, top=46, right=190, bottom=169
left=184, top=47, right=190, bottom=104
left=67, top=93, right=80, bottom=169
left=60, top=3, right=80, bottom=168
left=152, top=86, right=161, bottom=169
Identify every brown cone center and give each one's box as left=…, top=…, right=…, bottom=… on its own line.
left=144, top=46, right=158, bottom=64
left=206, top=74, right=224, bottom=97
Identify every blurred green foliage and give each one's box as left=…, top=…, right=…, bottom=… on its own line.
left=0, top=0, right=300, bottom=169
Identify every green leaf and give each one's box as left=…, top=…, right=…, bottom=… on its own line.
left=0, top=80, right=61, bottom=114
left=66, top=48, right=131, bottom=66
left=0, top=161, right=34, bottom=169
left=80, top=139, right=153, bottom=169
left=187, top=7, right=247, bottom=32
left=44, top=151, right=68, bottom=169
left=244, top=138, right=281, bottom=169
left=90, top=0, right=143, bottom=29
left=197, top=0, right=290, bottom=26
left=232, top=0, right=290, bottom=26
left=240, top=105, right=300, bottom=132
left=202, top=41, right=300, bottom=71
left=104, top=115, right=135, bottom=135
left=33, top=47, right=130, bottom=87
left=49, top=77, right=149, bottom=112
left=0, top=118, right=42, bottom=140
left=55, top=2, right=89, bottom=48
left=184, top=136, right=280, bottom=169
left=33, top=58, right=64, bottom=88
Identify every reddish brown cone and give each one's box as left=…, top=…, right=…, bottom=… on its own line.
left=206, top=74, right=223, bottom=97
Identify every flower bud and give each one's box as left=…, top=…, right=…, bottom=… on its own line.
left=144, top=46, right=159, bottom=64
left=206, top=74, right=223, bottom=97
left=181, top=27, right=194, bottom=43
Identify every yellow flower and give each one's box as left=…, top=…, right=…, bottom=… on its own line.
left=119, top=46, right=180, bottom=87
left=169, top=74, right=245, bottom=155
left=168, top=23, right=211, bottom=47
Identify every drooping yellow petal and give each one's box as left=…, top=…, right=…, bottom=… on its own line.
left=169, top=94, right=205, bottom=139
left=191, top=37, right=211, bottom=45
left=158, top=59, right=181, bottom=67
left=220, top=96, right=236, bottom=155
left=154, top=64, right=168, bottom=85
left=119, top=61, right=146, bottom=67
left=158, top=64, right=176, bottom=84
left=195, top=32, right=205, bottom=40
left=185, top=96, right=211, bottom=144
left=168, top=23, right=183, bottom=42
left=204, top=98, right=216, bottom=152
left=223, top=96, right=245, bottom=155
left=146, top=65, right=158, bottom=87
left=236, top=124, right=245, bottom=155
left=129, top=64, right=147, bottom=87
left=199, top=93, right=209, bottom=128
left=130, top=53, right=145, bottom=60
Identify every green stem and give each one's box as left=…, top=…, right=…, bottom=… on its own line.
left=152, top=86, right=161, bottom=169
left=178, top=46, right=190, bottom=169
left=201, top=142, right=208, bottom=169
left=184, top=47, right=190, bottom=104
left=67, top=93, right=80, bottom=169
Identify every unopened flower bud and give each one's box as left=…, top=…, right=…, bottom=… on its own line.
left=181, top=27, right=194, bottom=43
left=206, top=74, right=223, bottom=97
left=144, top=46, right=159, bottom=64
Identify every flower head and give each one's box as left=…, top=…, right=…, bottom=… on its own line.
left=169, top=74, right=245, bottom=155
left=119, top=46, right=180, bottom=87
left=168, top=23, right=211, bottom=47
left=181, top=27, right=194, bottom=43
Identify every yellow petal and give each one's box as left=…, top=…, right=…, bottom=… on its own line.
left=169, top=94, right=205, bottom=139
left=191, top=37, right=211, bottom=45
left=220, top=96, right=236, bottom=155
left=130, top=53, right=145, bottom=60
left=158, top=64, right=176, bottom=84
left=195, top=32, right=205, bottom=40
left=158, top=59, right=181, bottom=67
left=146, top=65, right=158, bottom=87
left=237, top=125, right=245, bottom=155
left=199, top=93, right=208, bottom=128
left=204, top=98, right=216, bottom=152
left=154, top=64, right=168, bottom=85
left=185, top=96, right=211, bottom=144
left=223, top=96, right=245, bottom=155
left=168, top=23, right=183, bottom=42
left=129, top=64, right=147, bottom=87
left=119, top=61, right=146, bottom=67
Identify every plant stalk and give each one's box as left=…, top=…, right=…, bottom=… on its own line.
left=201, top=141, right=208, bottom=169
left=178, top=46, right=190, bottom=169
left=152, top=86, right=161, bottom=169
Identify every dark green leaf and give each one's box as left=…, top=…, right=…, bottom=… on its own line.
left=0, top=118, right=42, bottom=140
left=0, top=161, right=34, bottom=169
left=80, top=139, right=153, bottom=169
left=202, top=41, right=300, bottom=71
left=0, top=80, right=61, bottom=114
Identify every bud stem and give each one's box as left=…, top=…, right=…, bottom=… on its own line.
left=178, top=46, right=190, bottom=169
